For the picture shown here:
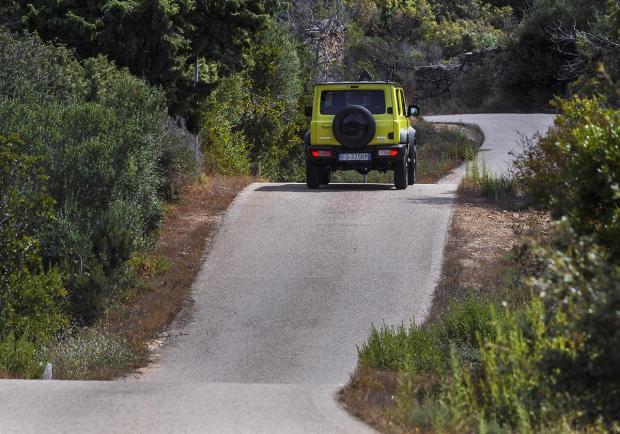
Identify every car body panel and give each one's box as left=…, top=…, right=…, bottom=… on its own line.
left=310, top=82, right=410, bottom=147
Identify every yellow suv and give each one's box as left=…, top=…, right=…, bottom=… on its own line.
left=304, top=81, right=420, bottom=189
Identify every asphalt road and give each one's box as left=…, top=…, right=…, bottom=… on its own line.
left=0, top=114, right=554, bottom=434
left=427, top=113, right=556, bottom=182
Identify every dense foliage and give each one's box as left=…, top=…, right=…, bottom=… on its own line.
left=0, top=29, right=196, bottom=375
left=0, top=136, right=68, bottom=343
left=516, top=97, right=620, bottom=255
left=0, top=30, right=178, bottom=323
left=0, top=135, right=68, bottom=378
left=2, top=0, right=280, bottom=131
left=202, top=22, right=309, bottom=181
left=500, top=0, right=619, bottom=107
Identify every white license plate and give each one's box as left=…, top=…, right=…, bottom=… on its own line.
left=338, top=152, right=371, bottom=161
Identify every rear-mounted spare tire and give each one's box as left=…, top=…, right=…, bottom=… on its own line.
left=332, top=105, right=376, bottom=149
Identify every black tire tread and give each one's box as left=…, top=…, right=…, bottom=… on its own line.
left=306, top=160, right=321, bottom=189
left=394, top=154, right=408, bottom=190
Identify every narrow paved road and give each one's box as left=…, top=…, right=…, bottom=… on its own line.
left=427, top=113, right=556, bottom=181
left=142, top=183, right=455, bottom=385
left=0, top=114, right=554, bottom=434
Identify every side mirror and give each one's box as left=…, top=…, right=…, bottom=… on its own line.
left=407, top=105, right=420, bottom=117
left=304, top=106, right=313, bottom=117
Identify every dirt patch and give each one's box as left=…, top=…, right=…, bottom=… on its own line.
left=426, top=195, right=549, bottom=323
left=339, top=369, right=406, bottom=434
left=101, top=174, right=255, bottom=377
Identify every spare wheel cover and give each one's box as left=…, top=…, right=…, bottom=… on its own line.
left=332, top=105, right=376, bottom=149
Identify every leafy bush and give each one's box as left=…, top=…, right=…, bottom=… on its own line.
left=430, top=228, right=620, bottom=431
left=201, top=23, right=307, bottom=181
left=0, top=30, right=194, bottom=325
left=0, top=135, right=69, bottom=344
left=0, top=334, right=45, bottom=379
left=532, top=224, right=620, bottom=426
left=435, top=300, right=550, bottom=432
left=515, top=97, right=620, bottom=257
left=0, top=29, right=85, bottom=102
left=158, top=119, right=197, bottom=200
left=0, top=134, right=69, bottom=377
left=201, top=74, right=252, bottom=175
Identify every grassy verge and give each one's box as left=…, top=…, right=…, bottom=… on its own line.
left=43, top=175, right=255, bottom=380
left=331, top=119, right=482, bottom=184
left=339, top=172, right=551, bottom=432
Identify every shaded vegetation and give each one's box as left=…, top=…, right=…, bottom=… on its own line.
left=0, top=30, right=194, bottom=376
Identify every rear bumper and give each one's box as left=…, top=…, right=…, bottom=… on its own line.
left=306, top=144, right=406, bottom=171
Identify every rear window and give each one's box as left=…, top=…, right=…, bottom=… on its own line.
left=320, top=90, right=386, bottom=115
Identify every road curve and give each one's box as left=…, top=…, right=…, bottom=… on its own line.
left=426, top=113, right=556, bottom=181
left=0, top=114, right=554, bottom=434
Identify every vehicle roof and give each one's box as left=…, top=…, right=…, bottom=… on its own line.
left=315, top=81, right=402, bottom=87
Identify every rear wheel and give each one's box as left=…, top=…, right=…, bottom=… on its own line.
left=394, top=153, right=408, bottom=190
left=408, top=150, right=416, bottom=185
left=306, top=160, right=321, bottom=189
left=320, top=168, right=330, bottom=185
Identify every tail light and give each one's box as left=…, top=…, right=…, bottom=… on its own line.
left=378, top=149, right=399, bottom=157
left=311, top=149, right=332, bottom=158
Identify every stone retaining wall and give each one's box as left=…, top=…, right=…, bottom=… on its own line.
left=412, top=47, right=508, bottom=102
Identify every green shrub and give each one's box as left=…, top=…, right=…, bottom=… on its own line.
left=439, top=300, right=549, bottom=432
left=0, top=135, right=69, bottom=344
left=201, top=74, right=252, bottom=175
left=0, top=30, right=195, bottom=325
left=0, top=28, right=86, bottom=102
left=0, top=334, right=45, bottom=379
left=532, top=223, right=620, bottom=427
left=0, top=134, right=69, bottom=377
left=201, top=23, right=308, bottom=181
left=158, top=119, right=196, bottom=200
left=515, top=97, right=620, bottom=257
left=358, top=297, right=498, bottom=374
left=429, top=229, right=620, bottom=431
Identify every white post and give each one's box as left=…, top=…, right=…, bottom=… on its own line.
left=42, top=363, right=53, bottom=380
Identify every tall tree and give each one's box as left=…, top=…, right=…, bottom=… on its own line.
left=7, top=0, right=281, bottom=131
